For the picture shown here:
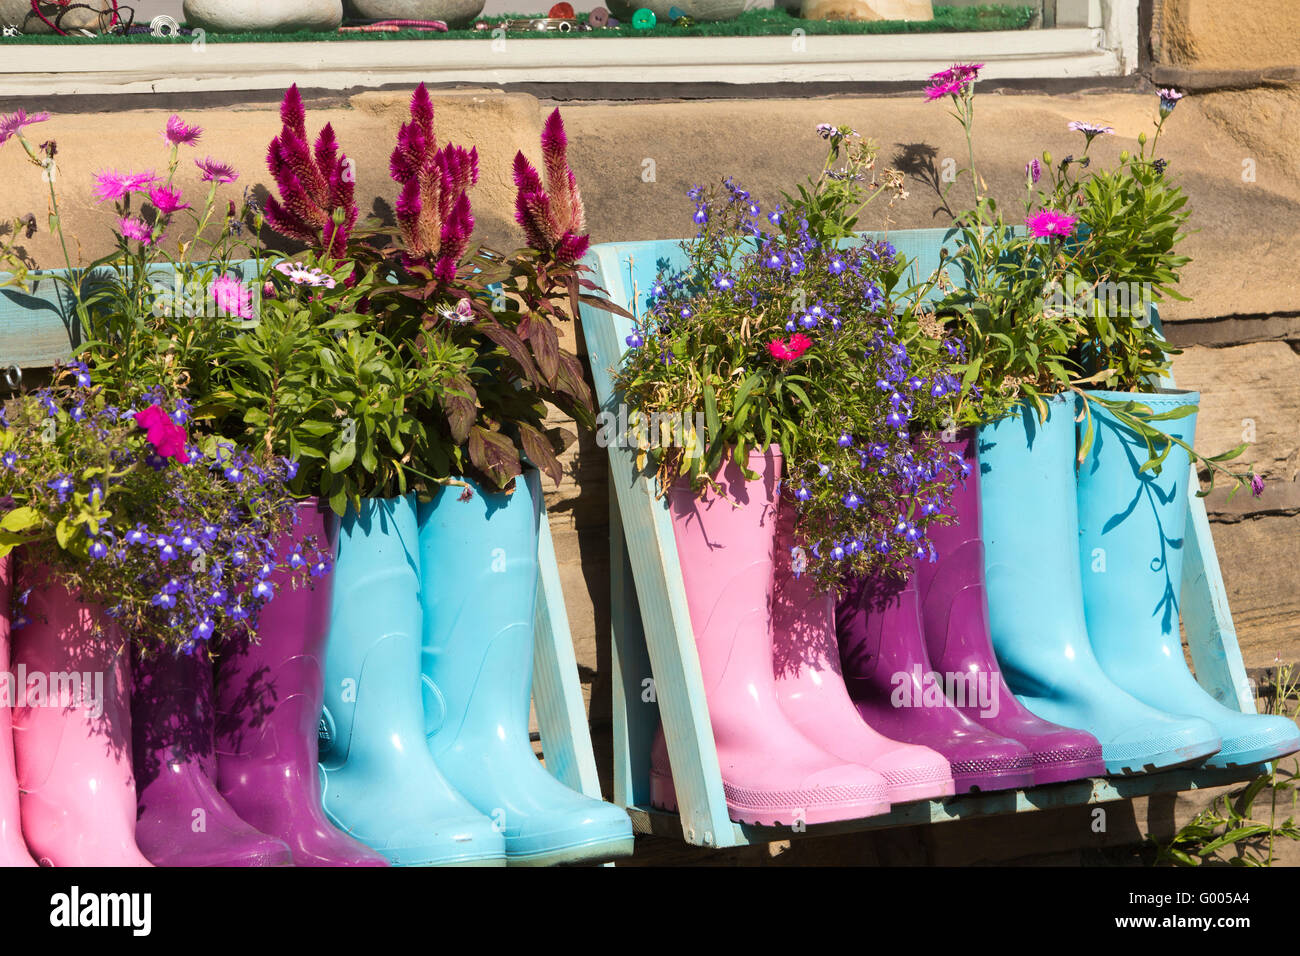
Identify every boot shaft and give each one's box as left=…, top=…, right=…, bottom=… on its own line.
left=133, top=644, right=217, bottom=793
left=1076, top=388, right=1199, bottom=645
left=216, top=499, right=335, bottom=764
left=771, top=494, right=840, bottom=683
left=977, top=393, right=1094, bottom=653
left=911, top=429, right=996, bottom=672
left=321, top=495, right=423, bottom=768
left=417, top=471, right=541, bottom=748
left=836, top=571, right=929, bottom=688
left=667, top=445, right=781, bottom=694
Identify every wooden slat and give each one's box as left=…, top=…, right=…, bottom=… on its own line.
left=580, top=241, right=738, bottom=847
left=532, top=498, right=605, bottom=798
left=627, top=765, right=1260, bottom=845
left=1151, top=315, right=1257, bottom=715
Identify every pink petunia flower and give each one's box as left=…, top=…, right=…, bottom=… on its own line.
left=0, top=109, right=50, bottom=146
left=134, top=404, right=190, bottom=464
left=1025, top=209, right=1078, bottom=239
left=119, top=216, right=157, bottom=245
left=195, top=156, right=238, bottom=184
left=768, top=333, right=812, bottom=362
left=163, top=114, right=203, bottom=147
left=148, top=185, right=191, bottom=216
left=211, top=274, right=254, bottom=320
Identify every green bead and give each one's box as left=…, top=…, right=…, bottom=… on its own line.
left=631, top=7, right=656, bottom=28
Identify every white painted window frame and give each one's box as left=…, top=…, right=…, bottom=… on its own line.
left=0, top=0, right=1142, bottom=96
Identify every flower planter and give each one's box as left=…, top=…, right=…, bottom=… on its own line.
left=214, top=499, right=388, bottom=867
left=10, top=562, right=151, bottom=866
left=0, top=556, right=36, bottom=867
left=417, top=470, right=633, bottom=865
left=650, top=445, right=890, bottom=826
left=1076, top=389, right=1300, bottom=768
left=579, top=230, right=1266, bottom=848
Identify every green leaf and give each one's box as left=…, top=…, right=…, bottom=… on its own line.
left=0, top=507, right=41, bottom=533
left=329, top=441, right=356, bottom=474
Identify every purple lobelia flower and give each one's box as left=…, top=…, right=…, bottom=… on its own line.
left=264, top=84, right=358, bottom=260
left=390, top=84, right=479, bottom=282
left=512, top=109, right=589, bottom=264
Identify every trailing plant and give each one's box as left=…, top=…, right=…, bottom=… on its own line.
left=0, top=367, right=325, bottom=652
left=615, top=126, right=968, bottom=587
left=1154, top=665, right=1300, bottom=866
left=925, top=66, right=1258, bottom=495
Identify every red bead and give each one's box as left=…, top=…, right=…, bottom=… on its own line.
left=548, top=2, right=575, bottom=18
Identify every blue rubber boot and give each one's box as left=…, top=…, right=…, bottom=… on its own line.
left=978, top=393, right=1222, bottom=775
left=1078, top=389, right=1300, bottom=769
left=319, top=494, right=506, bottom=866
left=417, top=471, right=634, bottom=866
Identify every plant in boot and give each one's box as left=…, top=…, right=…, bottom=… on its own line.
left=0, top=367, right=323, bottom=653
left=925, top=69, right=1257, bottom=493
left=614, top=125, right=968, bottom=588
left=219, top=84, right=605, bottom=508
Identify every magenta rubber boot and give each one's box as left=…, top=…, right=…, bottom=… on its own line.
left=0, top=556, right=36, bottom=866
left=650, top=446, right=890, bottom=827
left=913, top=431, right=1106, bottom=786
left=215, top=501, right=388, bottom=867
left=132, top=644, right=294, bottom=866
left=837, top=569, right=1035, bottom=794
left=11, top=566, right=151, bottom=866
left=772, top=499, right=954, bottom=804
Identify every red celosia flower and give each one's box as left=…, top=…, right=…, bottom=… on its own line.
left=264, top=84, right=358, bottom=259
left=512, top=109, right=589, bottom=264
left=134, top=404, right=190, bottom=465
left=768, top=333, right=812, bottom=362
left=389, top=83, right=479, bottom=280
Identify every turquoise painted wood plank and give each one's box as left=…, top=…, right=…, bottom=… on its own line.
left=0, top=260, right=267, bottom=367
left=609, top=481, right=659, bottom=809
left=1150, top=315, right=1256, bottom=715
left=532, top=498, right=605, bottom=799
left=1179, top=473, right=1257, bottom=714
left=626, top=765, right=1262, bottom=845
left=580, top=240, right=740, bottom=847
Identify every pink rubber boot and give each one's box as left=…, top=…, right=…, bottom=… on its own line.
left=649, top=446, right=890, bottom=826
left=771, top=500, right=956, bottom=804
left=0, top=556, right=36, bottom=866
left=11, top=566, right=152, bottom=867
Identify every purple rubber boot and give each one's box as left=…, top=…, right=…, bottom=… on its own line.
left=132, top=644, right=294, bottom=867
left=912, top=430, right=1106, bottom=787
left=837, top=571, right=1035, bottom=794
left=214, top=500, right=388, bottom=867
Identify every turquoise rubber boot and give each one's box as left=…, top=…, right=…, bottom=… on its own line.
left=1078, top=389, right=1300, bottom=769
left=417, top=471, right=634, bottom=866
left=320, top=494, right=506, bottom=866
left=978, top=393, right=1222, bottom=775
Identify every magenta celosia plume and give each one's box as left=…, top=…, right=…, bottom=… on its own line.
left=512, top=108, right=589, bottom=264
left=389, top=83, right=479, bottom=281
left=264, top=84, right=358, bottom=259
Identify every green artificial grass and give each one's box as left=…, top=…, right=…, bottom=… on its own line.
left=7, top=5, right=1036, bottom=43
